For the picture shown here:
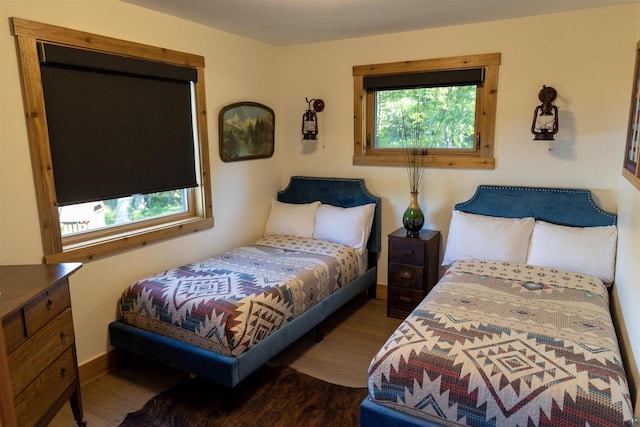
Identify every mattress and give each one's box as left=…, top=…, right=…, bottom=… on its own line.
left=367, top=260, right=634, bottom=426
left=120, top=235, right=360, bottom=357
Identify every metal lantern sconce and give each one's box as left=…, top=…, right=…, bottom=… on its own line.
left=302, top=98, right=325, bottom=140
left=531, top=85, right=559, bottom=141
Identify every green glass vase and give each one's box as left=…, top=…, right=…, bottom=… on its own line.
left=403, top=192, right=424, bottom=237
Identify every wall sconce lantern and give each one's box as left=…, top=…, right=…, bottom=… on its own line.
left=302, top=97, right=325, bottom=140
left=531, top=85, right=559, bottom=141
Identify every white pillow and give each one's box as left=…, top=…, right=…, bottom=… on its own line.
left=442, top=210, right=535, bottom=265
left=264, top=199, right=321, bottom=238
left=526, top=221, right=617, bottom=285
left=313, top=203, right=376, bottom=254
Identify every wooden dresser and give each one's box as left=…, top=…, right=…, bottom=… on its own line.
left=387, top=228, right=440, bottom=319
left=0, top=263, right=84, bottom=427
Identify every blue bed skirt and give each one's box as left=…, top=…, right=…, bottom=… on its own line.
left=360, top=398, right=445, bottom=426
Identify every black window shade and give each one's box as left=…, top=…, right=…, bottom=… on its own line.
left=363, top=68, right=485, bottom=91
left=38, top=43, right=198, bottom=206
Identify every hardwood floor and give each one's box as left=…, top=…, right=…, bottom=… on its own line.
left=50, top=294, right=401, bottom=426
left=271, top=294, right=401, bottom=388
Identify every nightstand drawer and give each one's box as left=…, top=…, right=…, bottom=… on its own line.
left=389, top=239, right=425, bottom=265
left=388, top=286, right=424, bottom=314
left=389, top=263, right=424, bottom=290
left=387, top=228, right=440, bottom=319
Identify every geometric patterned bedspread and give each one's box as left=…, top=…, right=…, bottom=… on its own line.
left=120, top=235, right=360, bottom=357
left=368, top=260, right=634, bottom=426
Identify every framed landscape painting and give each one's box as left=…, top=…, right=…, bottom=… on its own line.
left=219, top=102, right=275, bottom=162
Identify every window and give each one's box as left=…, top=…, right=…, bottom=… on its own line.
left=12, top=18, right=213, bottom=263
left=353, top=53, right=500, bottom=168
left=58, top=189, right=190, bottom=240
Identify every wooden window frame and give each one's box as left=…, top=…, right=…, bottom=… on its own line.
left=623, top=40, right=640, bottom=191
left=353, top=53, right=501, bottom=169
left=11, top=18, right=214, bottom=263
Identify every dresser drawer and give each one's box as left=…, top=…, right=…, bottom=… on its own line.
left=2, top=281, right=70, bottom=353
left=8, top=308, right=75, bottom=396
left=3, top=310, right=26, bottom=354
left=388, top=286, right=424, bottom=314
left=0, top=263, right=83, bottom=427
left=14, top=346, right=76, bottom=427
left=389, top=262, right=424, bottom=290
left=23, top=280, right=70, bottom=337
left=389, top=239, right=425, bottom=265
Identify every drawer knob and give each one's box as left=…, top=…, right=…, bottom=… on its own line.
left=402, top=250, right=415, bottom=256
left=60, top=367, right=67, bottom=378
left=47, top=299, right=54, bottom=310
left=399, top=296, right=412, bottom=303
left=60, top=331, right=70, bottom=344
left=400, top=271, right=412, bottom=279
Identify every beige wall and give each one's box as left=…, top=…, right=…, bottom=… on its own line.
left=0, top=0, right=638, bottom=390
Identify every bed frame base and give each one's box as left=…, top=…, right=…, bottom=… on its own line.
left=109, top=266, right=377, bottom=388
left=360, top=399, right=444, bottom=427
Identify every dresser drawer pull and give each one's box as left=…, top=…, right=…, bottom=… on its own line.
left=400, top=271, right=412, bottom=279
left=47, top=299, right=54, bottom=310
left=60, top=331, right=70, bottom=344
left=60, top=367, right=67, bottom=378
left=400, top=250, right=415, bottom=256
left=399, top=296, right=412, bottom=303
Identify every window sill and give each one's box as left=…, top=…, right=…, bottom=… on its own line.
left=44, top=216, right=214, bottom=264
left=353, top=154, right=495, bottom=169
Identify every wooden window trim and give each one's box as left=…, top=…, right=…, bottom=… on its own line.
left=11, top=18, right=213, bottom=263
left=622, top=41, right=640, bottom=191
left=353, top=53, right=500, bottom=169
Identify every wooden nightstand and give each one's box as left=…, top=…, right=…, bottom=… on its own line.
left=387, top=228, right=440, bottom=319
left=0, top=263, right=85, bottom=427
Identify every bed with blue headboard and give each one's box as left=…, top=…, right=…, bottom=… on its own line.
left=109, top=176, right=381, bottom=388
left=361, top=185, right=636, bottom=427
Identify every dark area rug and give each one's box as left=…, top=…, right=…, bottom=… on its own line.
left=119, top=364, right=367, bottom=427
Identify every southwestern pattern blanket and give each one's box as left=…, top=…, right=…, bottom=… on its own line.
left=367, top=260, right=633, bottom=426
left=120, top=235, right=360, bottom=357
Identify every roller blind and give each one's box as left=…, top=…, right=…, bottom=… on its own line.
left=363, top=68, right=485, bottom=91
left=38, top=43, right=198, bottom=206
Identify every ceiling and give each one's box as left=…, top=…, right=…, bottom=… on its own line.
left=121, top=0, right=637, bottom=46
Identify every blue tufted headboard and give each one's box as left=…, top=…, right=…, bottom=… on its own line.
left=277, top=176, right=382, bottom=253
left=455, top=185, right=617, bottom=227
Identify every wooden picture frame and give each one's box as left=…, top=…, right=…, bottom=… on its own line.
left=623, top=41, right=640, bottom=190
left=219, top=102, right=275, bottom=162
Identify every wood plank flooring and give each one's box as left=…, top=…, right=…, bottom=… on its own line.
left=50, top=294, right=401, bottom=426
